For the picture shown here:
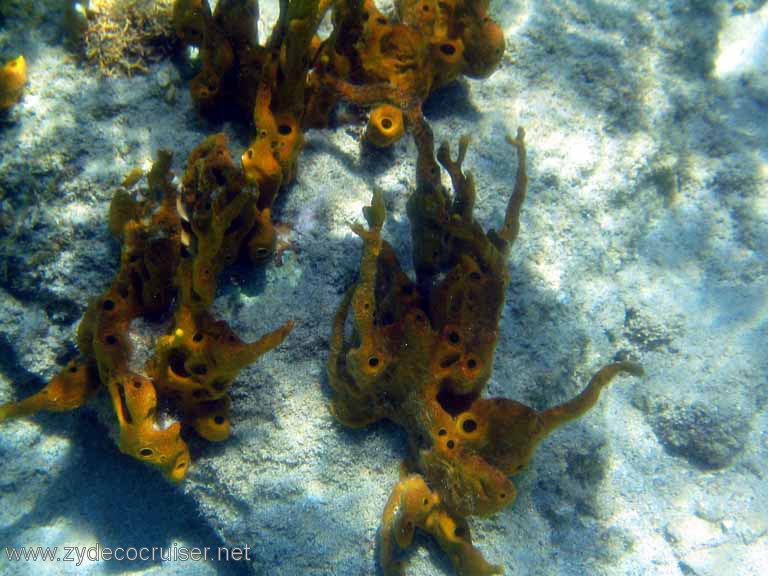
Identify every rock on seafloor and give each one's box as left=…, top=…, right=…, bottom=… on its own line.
left=1, top=1, right=767, bottom=575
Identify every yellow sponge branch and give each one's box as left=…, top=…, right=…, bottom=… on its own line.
left=0, top=55, right=27, bottom=111
left=328, top=127, right=643, bottom=574
left=0, top=139, right=293, bottom=481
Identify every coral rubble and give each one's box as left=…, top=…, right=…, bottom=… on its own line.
left=66, top=0, right=178, bottom=76
left=0, top=55, right=27, bottom=111
left=0, top=135, right=293, bottom=481
left=327, top=121, right=643, bottom=574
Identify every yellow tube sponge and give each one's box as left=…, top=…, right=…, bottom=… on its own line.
left=329, top=123, right=644, bottom=574
left=0, top=361, right=98, bottom=424
left=0, top=55, right=27, bottom=111
left=366, top=105, right=406, bottom=148
left=0, top=142, right=293, bottom=482
left=107, top=373, right=191, bottom=482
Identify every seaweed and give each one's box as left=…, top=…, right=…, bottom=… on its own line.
left=67, top=0, right=178, bottom=77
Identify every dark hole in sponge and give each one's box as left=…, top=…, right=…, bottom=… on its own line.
left=436, top=379, right=477, bottom=416
left=168, top=350, right=190, bottom=378
left=278, top=124, right=292, bottom=135
left=462, top=419, right=477, bottom=433
left=381, top=117, right=393, bottom=130
left=440, top=43, right=456, bottom=56
left=139, top=448, right=153, bottom=457
left=214, top=415, right=225, bottom=425
left=225, top=215, right=245, bottom=236
left=102, top=299, right=115, bottom=311
left=193, top=333, right=203, bottom=342
left=446, top=440, right=455, bottom=449
left=116, top=383, right=132, bottom=424
left=368, top=356, right=379, bottom=367
left=448, top=331, right=460, bottom=344
left=105, top=335, right=117, bottom=345
left=440, top=354, right=460, bottom=368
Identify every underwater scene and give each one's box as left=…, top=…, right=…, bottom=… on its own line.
left=0, top=0, right=766, bottom=575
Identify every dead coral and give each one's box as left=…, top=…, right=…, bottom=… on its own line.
left=71, top=0, right=178, bottom=76
left=328, top=121, right=643, bottom=575
left=0, top=136, right=293, bottom=481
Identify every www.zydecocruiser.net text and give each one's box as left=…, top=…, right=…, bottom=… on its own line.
left=4, top=544, right=252, bottom=566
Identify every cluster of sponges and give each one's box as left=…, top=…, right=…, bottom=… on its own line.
left=0, top=135, right=293, bottom=481
left=327, top=120, right=643, bottom=574
left=0, top=55, right=27, bottom=111
left=307, top=0, right=506, bottom=147
left=171, top=0, right=507, bottom=197
left=173, top=0, right=327, bottom=223
left=172, top=0, right=262, bottom=117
